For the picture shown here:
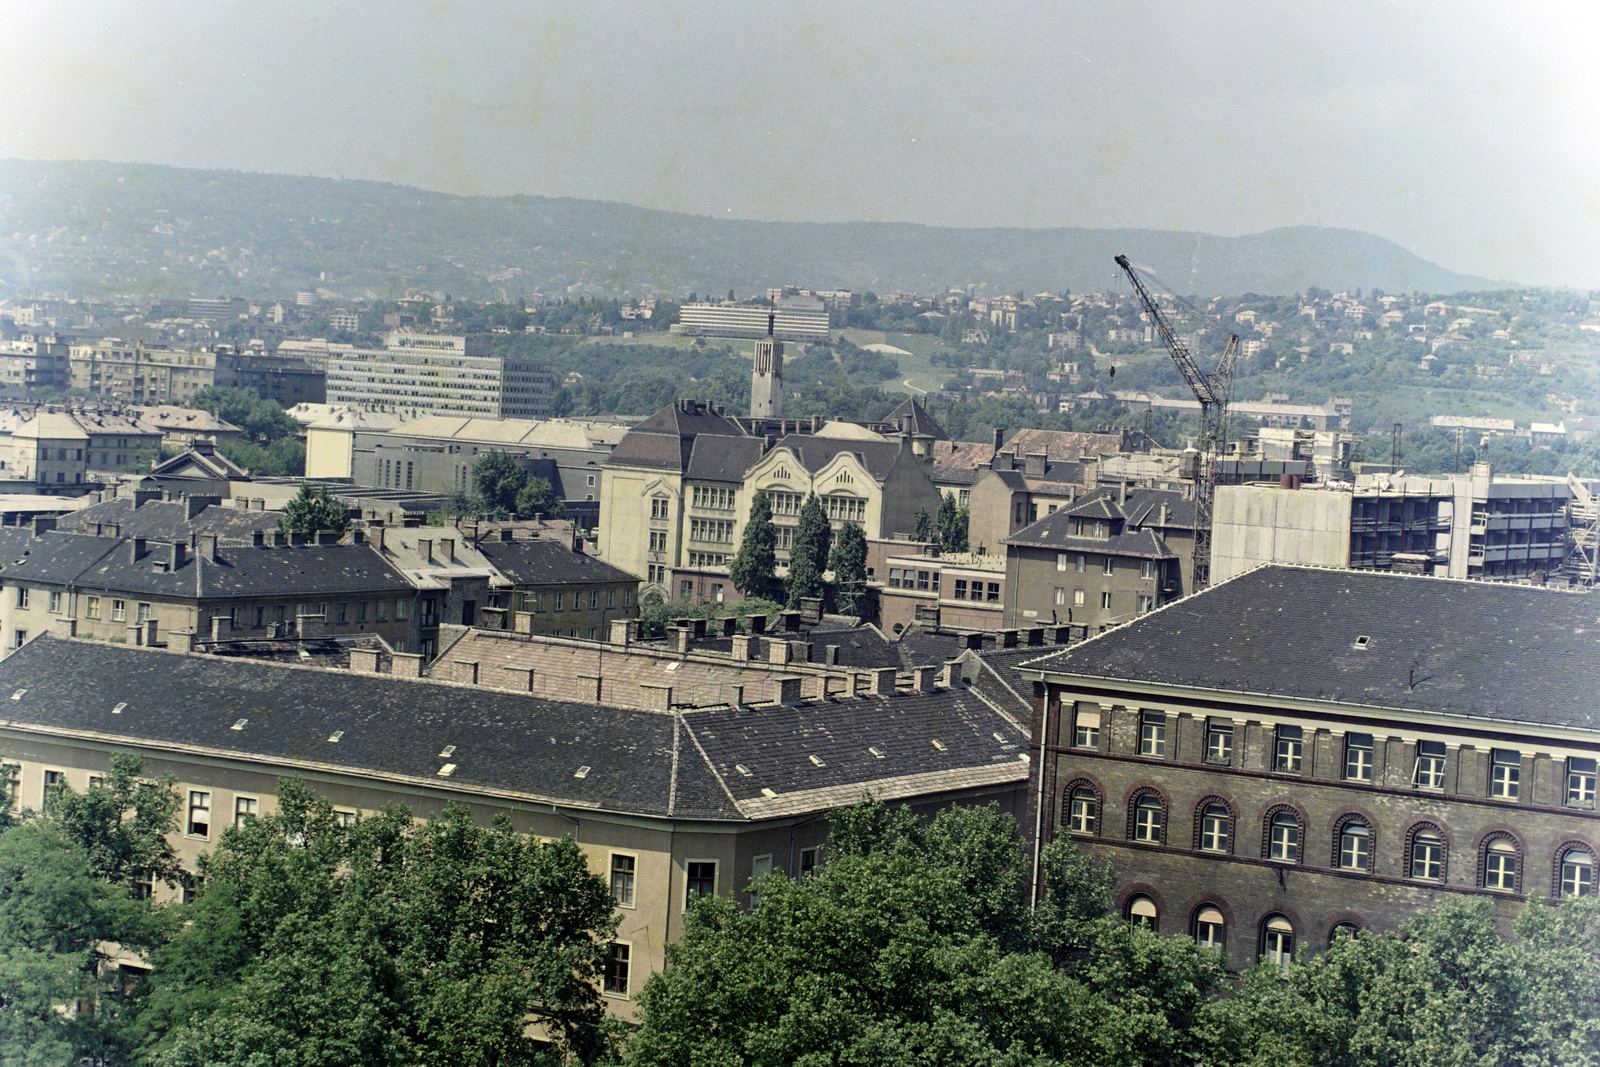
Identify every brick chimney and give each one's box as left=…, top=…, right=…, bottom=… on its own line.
left=748, top=614, right=768, bottom=635
left=999, top=628, right=1019, bottom=648
left=674, top=628, right=693, bottom=655
left=767, top=640, right=792, bottom=665
left=1023, top=452, right=1047, bottom=477
left=913, top=665, right=939, bottom=692
left=867, top=667, right=898, bottom=696
left=349, top=648, right=381, bottom=674
left=391, top=652, right=424, bottom=679
left=640, top=683, right=673, bottom=711
left=608, top=618, right=634, bottom=646
left=1025, top=626, right=1045, bottom=646
left=941, top=660, right=963, bottom=687
left=417, top=538, right=432, bottom=563
left=198, top=534, right=219, bottom=563
left=776, top=677, right=803, bottom=704
left=439, top=538, right=455, bottom=562
left=731, top=634, right=756, bottom=660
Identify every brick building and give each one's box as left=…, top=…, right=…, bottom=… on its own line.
left=1015, top=566, right=1598, bottom=971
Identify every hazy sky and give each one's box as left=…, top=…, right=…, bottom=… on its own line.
left=4, top=1, right=1597, bottom=287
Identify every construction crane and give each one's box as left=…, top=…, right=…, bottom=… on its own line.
left=1114, top=254, right=1239, bottom=591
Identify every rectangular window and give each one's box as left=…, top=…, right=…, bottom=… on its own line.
left=1056, top=552, right=1068, bottom=571
left=611, top=854, right=636, bottom=907
left=799, top=847, right=819, bottom=877
left=1490, top=750, right=1521, bottom=799
left=234, top=796, right=258, bottom=828
left=187, top=791, right=211, bottom=837
left=1100, top=591, right=1112, bottom=610
left=1054, top=586, right=1064, bottom=606
left=111, top=599, right=127, bottom=622
left=1569, top=757, right=1598, bottom=808
left=589, top=590, right=599, bottom=609
left=1137, top=594, right=1154, bottom=614
left=1140, top=560, right=1156, bottom=580
left=1275, top=725, right=1304, bottom=773
left=985, top=582, right=999, bottom=602
left=11, top=630, right=24, bottom=650
left=954, top=579, right=968, bottom=599
left=606, top=589, right=616, bottom=609
left=1075, top=554, right=1086, bottom=573
left=1073, top=708, right=1101, bottom=749
left=1102, top=557, right=1115, bottom=576
left=1139, top=712, right=1167, bottom=757
left=887, top=567, right=901, bottom=588
left=554, top=592, right=565, bottom=611
left=604, top=942, right=631, bottom=996
left=42, top=769, right=63, bottom=811
left=14, top=588, right=26, bottom=609
left=686, top=860, right=717, bottom=902
left=395, top=599, right=409, bottom=621
left=1344, top=733, right=1374, bottom=781
left=1073, top=589, right=1085, bottom=607
left=47, top=591, right=61, bottom=614
left=136, top=602, right=151, bottom=623
left=1414, top=741, right=1447, bottom=789
left=356, top=602, right=368, bottom=624
left=1205, top=720, right=1233, bottom=764
left=86, top=596, right=100, bottom=619
left=336, top=603, right=348, bottom=625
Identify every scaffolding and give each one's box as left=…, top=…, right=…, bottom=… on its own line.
left=1559, top=475, right=1599, bottom=586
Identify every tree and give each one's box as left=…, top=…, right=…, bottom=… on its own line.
left=729, top=490, right=777, bottom=601
left=278, top=482, right=349, bottom=537
left=472, top=451, right=529, bottom=516
left=913, top=505, right=935, bottom=544
left=784, top=493, right=831, bottom=608
left=49, top=752, right=182, bottom=889
left=828, top=521, right=868, bottom=617
left=514, top=475, right=563, bottom=519
left=937, top=494, right=969, bottom=552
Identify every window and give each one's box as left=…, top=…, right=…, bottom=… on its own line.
left=1139, top=712, right=1166, bottom=757
left=1198, top=801, right=1232, bottom=853
left=1482, top=837, right=1519, bottom=892
left=1137, top=594, right=1154, bottom=614
left=1100, top=591, right=1113, bottom=610
left=1337, top=820, right=1371, bottom=871
left=1275, top=725, right=1304, bottom=773
left=1490, top=749, right=1521, bottom=800
left=131, top=872, right=153, bottom=901
left=1194, top=906, right=1225, bottom=950
left=606, top=590, right=615, bottom=609
left=234, top=796, right=258, bottom=828
left=111, top=599, right=127, bottom=622
left=13, top=588, right=26, bottom=609
left=47, top=591, right=61, bottom=613
left=187, top=790, right=211, bottom=838
left=1072, top=708, right=1100, bottom=749
left=1409, top=827, right=1446, bottom=880
left=604, top=942, right=631, bottom=996
left=1559, top=847, right=1594, bottom=898
left=1414, top=741, right=1447, bottom=789
left=11, top=630, right=24, bottom=650
left=395, top=598, right=410, bottom=621
left=1204, top=720, right=1232, bottom=764
left=136, top=602, right=151, bottom=624
left=1072, top=588, right=1085, bottom=607
left=1052, top=586, right=1063, bottom=606
left=985, top=582, right=999, bottom=602
left=1267, top=811, right=1301, bottom=863
left=650, top=497, right=669, bottom=520
left=1330, top=922, right=1361, bottom=946
left=336, top=603, right=348, bottom=625
left=86, top=596, right=100, bottom=619
left=1126, top=895, right=1157, bottom=929
left=1066, top=785, right=1099, bottom=835
left=610, top=854, right=636, bottom=907
left=1132, top=794, right=1164, bottom=843
left=356, top=602, right=368, bottom=624
left=1262, top=915, right=1295, bottom=968
left=1568, top=758, right=1597, bottom=808
left=333, top=810, right=356, bottom=829
left=1056, top=553, right=1068, bottom=571
left=686, top=861, right=717, bottom=902
left=799, top=847, right=819, bottom=877
left=554, top=592, right=564, bottom=612
left=1074, top=554, right=1086, bottom=573
left=42, top=769, right=63, bottom=812
left=1102, top=557, right=1115, bottom=575
left=1344, top=733, right=1374, bottom=782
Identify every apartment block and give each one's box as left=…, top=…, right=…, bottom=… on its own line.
left=325, top=332, right=553, bottom=419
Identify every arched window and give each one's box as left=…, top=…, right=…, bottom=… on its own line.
left=1196, top=799, right=1232, bottom=853
left=1194, top=906, right=1226, bottom=950
left=1064, top=782, right=1100, bottom=836
left=1557, top=845, right=1594, bottom=898
left=1130, top=792, right=1165, bottom=844
left=1265, top=809, right=1302, bottom=863
left=1329, top=922, right=1361, bottom=947
left=1480, top=834, right=1521, bottom=892
left=1261, top=915, right=1295, bottom=968
left=1408, top=824, right=1447, bottom=881
left=1126, top=895, right=1157, bottom=929
left=1335, top=817, right=1372, bottom=872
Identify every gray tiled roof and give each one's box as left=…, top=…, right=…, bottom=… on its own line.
left=772, top=435, right=904, bottom=481
left=884, top=397, right=951, bottom=441
left=0, top=637, right=1029, bottom=821
left=55, top=498, right=282, bottom=544
left=684, top=436, right=766, bottom=483
left=1021, top=565, right=1600, bottom=730
left=1003, top=520, right=1175, bottom=560
left=475, top=539, right=639, bottom=586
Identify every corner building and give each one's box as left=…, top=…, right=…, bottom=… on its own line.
left=1018, top=565, right=1598, bottom=971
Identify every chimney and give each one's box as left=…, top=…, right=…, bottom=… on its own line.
left=30, top=516, right=54, bottom=536
left=792, top=640, right=812, bottom=663
left=169, top=541, right=187, bottom=569
left=272, top=530, right=288, bottom=547
left=1050, top=624, right=1074, bottom=645
left=250, top=498, right=266, bottom=511
left=349, top=648, right=381, bottom=674
left=730, top=683, right=745, bottom=708
left=640, top=683, right=673, bottom=712
left=748, top=614, right=768, bottom=635
left=767, top=640, right=792, bottom=665
left=371, top=526, right=385, bottom=552
left=777, top=677, right=804, bottom=704
left=502, top=665, right=535, bottom=692
left=513, top=611, right=534, bottom=634
left=1023, top=452, right=1047, bottom=477
left=290, top=531, right=308, bottom=546
left=991, top=451, right=1015, bottom=472
left=798, top=596, right=823, bottom=623
left=252, top=530, right=266, bottom=548
left=1026, top=626, right=1045, bottom=646
left=210, top=615, right=231, bottom=642
left=824, top=644, right=840, bottom=665
left=456, top=660, right=479, bottom=685
left=608, top=618, right=633, bottom=646
left=941, top=660, right=963, bottom=687
left=169, top=628, right=196, bottom=654
left=417, top=538, right=432, bottom=563
left=439, top=538, right=455, bottom=562
left=49, top=617, right=77, bottom=639
left=692, top=618, right=708, bottom=638
left=391, top=652, right=424, bottom=679
left=913, top=665, right=939, bottom=692
left=1118, top=480, right=1128, bottom=506
left=963, top=632, right=986, bottom=650
left=867, top=667, right=898, bottom=696
left=674, top=627, right=693, bottom=655
left=780, top=610, right=801, bottom=632
left=992, top=426, right=1004, bottom=451
left=1158, top=502, right=1169, bottom=524
left=731, top=634, right=756, bottom=660
left=499, top=528, right=514, bottom=542
left=316, top=530, right=339, bottom=545
left=129, top=537, right=147, bottom=563
left=350, top=529, right=366, bottom=545
left=718, top=616, right=738, bottom=638
left=198, top=534, right=219, bottom=563
left=186, top=496, right=209, bottom=520
left=999, top=629, right=1019, bottom=648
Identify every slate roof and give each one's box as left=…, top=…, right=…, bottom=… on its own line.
left=884, top=397, right=951, bottom=441
left=0, top=637, right=1029, bottom=822
left=1020, top=565, right=1600, bottom=731
left=1003, top=429, right=1125, bottom=462
left=770, top=435, right=905, bottom=481
left=55, top=498, right=281, bottom=544
left=475, top=539, right=639, bottom=586
left=1003, top=511, right=1176, bottom=559
left=607, top=401, right=748, bottom=473
left=684, top=436, right=766, bottom=483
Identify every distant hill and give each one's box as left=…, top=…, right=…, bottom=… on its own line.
left=0, top=159, right=1500, bottom=301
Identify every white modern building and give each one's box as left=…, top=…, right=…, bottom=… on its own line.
left=326, top=333, right=552, bottom=419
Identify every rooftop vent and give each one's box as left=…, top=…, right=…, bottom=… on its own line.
left=931, top=739, right=947, bottom=752
left=327, top=731, right=344, bottom=743
left=112, top=702, right=125, bottom=714
left=760, top=787, right=778, bottom=798
left=1353, top=635, right=1371, bottom=649
left=808, top=754, right=826, bottom=767
left=573, top=766, right=591, bottom=779
left=438, top=745, right=456, bottom=758
left=868, top=746, right=886, bottom=759
left=231, top=718, right=248, bottom=730
left=734, top=764, right=752, bottom=776
left=437, top=763, right=457, bottom=777
left=9, top=689, right=24, bottom=701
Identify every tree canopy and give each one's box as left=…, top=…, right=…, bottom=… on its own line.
left=729, top=490, right=778, bottom=601
left=784, top=493, right=831, bottom=608
left=828, top=521, right=869, bottom=617
left=278, top=483, right=349, bottom=537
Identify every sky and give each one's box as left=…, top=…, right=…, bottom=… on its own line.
left=3, top=1, right=1598, bottom=288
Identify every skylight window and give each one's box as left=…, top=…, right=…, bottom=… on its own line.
left=808, top=754, right=826, bottom=767
left=9, top=689, right=24, bottom=701
left=760, top=787, right=778, bottom=798
left=437, top=763, right=457, bottom=777
left=327, top=731, right=344, bottom=742
left=231, top=719, right=248, bottom=730
left=1353, top=635, right=1371, bottom=649
left=931, top=739, right=948, bottom=752
left=111, top=702, right=125, bottom=714
left=438, top=745, right=456, bottom=758
left=574, top=766, right=591, bottom=779
left=868, top=746, right=886, bottom=759
left=734, top=764, right=752, bottom=777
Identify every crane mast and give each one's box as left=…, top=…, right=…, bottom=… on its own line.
left=1114, top=254, right=1239, bottom=591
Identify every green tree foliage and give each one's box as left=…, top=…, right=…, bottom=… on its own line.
left=729, top=490, right=777, bottom=601
left=130, top=780, right=618, bottom=1067
left=185, top=387, right=306, bottom=477
left=828, top=521, right=869, bottom=617
left=277, top=482, right=349, bottom=537
left=515, top=475, right=563, bottom=519
left=937, top=494, right=969, bottom=552
left=784, top=493, right=831, bottom=608
left=913, top=505, right=935, bottom=543
left=635, top=592, right=784, bottom=640
left=472, top=451, right=529, bottom=516
left=49, top=752, right=183, bottom=889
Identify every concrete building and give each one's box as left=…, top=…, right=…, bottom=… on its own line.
left=675, top=300, right=830, bottom=343
left=0, top=333, right=71, bottom=395
left=0, top=407, right=164, bottom=492
left=1019, top=566, right=1599, bottom=971
left=68, top=340, right=218, bottom=404
left=326, top=333, right=553, bottom=419
left=750, top=320, right=784, bottom=420
left=1212, top=465, right=1573, bottom=584
left=0, top=634, right=1029, bottom=1011
left=213, top=348, right=326, bottom=406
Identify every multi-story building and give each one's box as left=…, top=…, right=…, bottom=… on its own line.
left=68, top=340, right=218, bottom=403
left=473, top=529, right=640, bottom=641
left=966, top=451, right=1094, bottom=553
left=0, top=333, right=71, bottom=395
left=0, top=634, right=1028, bottom=1011
left=325, top=332, right=552, bottom=419
left=674, top=300, right=830, bottom=343
left=1212, top=464, right=1573, bottom=584
left=0, top=408, right=164, bottom=491
left=214, top=348, right=326, bottom=406
left=1018, top=565, right=1598, bottom=972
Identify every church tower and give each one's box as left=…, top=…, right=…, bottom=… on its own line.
left=750, top=310, right=784, bottom=420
